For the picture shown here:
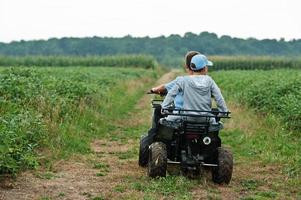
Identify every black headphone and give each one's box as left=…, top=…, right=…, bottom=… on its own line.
left=189, top=62, right=197, bottom=71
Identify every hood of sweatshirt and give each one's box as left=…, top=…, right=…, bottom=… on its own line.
left=186, top=75, right=211, bottom=95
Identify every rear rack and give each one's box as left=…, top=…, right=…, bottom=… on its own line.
left=161, top=108, right=231, bottom=119
left=159, top=108, right=230, bottom=132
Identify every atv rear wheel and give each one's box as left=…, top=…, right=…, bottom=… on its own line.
left=138, top=135, right=149, bottom=167
left=148, top=142, right=167, bottom=178
left=212, top=147, right=233, bottom=184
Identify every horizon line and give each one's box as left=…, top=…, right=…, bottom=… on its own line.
left=1, top=31, right=300, bottom=44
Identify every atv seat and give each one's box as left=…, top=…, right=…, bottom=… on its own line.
left=159, top=118, right=182, bottom=129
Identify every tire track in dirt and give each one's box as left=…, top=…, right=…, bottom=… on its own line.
left=0, top=70, right=180, bottom=200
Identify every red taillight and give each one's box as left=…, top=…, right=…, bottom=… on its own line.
left=185, top=132, right=199, bottom=139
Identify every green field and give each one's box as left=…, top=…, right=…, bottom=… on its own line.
left=212, top=69, right=301, bottom=131
left=0, top=55, right=156, bottom=69
left=2, top=55, right=301, bottom=70
left=211, top=69, right=301, bottom=198
left=0, top=60, right=300, bottom=199
left=210, top=56, right=301, bottom=70
left=0, top=66, right=160, bottom=174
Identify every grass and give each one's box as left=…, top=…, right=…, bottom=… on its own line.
left=211, top=69, right=301, bottom=130
left=218, top=102, right=300, bottom=199
left=128, top=175, right=197, bottom=199
left=0, top=66, right=161, bottom=175
left=92, top=161, right=110, bottom=176
left=35, top=171, right=57, bottom=180
left=108, top=69, right=301, bottom=199
left=2, top=67, right=300, bottom=199
left=90, top=196, right=105, bottom=200
left=211, top=70, right=301, bottom=181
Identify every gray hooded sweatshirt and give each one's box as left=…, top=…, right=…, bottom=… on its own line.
left=161, top=75, right=228, bottom=115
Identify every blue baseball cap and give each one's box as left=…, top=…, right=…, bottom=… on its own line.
left=190, top=54, right=213, bottom=71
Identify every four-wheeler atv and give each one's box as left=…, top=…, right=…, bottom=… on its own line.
left=138, top=98, right=233, bottom=184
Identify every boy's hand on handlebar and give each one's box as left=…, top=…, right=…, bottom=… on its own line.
left=150, top=85, right=167, bottom=95
left=146, top=88, right=157, bottom=94
left=147, top=88, right=159, bottom=94
left=148, top=88, right=165, bottom=96
left=146, top=89, right=154, bottom=94
left=161, top=108, right=168, bottom=115
left=161, top=108, right=173, bottom=115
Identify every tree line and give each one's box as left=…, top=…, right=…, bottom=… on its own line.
left=1, top=32, right=301, bottom=66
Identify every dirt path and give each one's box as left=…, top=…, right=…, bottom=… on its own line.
left=0, top=70, right=180, bottom=200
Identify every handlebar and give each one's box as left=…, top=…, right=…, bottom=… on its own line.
left=146, top=89, right=167, bottom=96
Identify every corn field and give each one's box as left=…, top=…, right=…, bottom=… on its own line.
left=209, top=56, right=301, bottom=70
left=0, top=55, right=156, bottom=69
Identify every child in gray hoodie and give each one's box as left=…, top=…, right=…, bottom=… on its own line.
left=161, top=54, right=228, bottom=123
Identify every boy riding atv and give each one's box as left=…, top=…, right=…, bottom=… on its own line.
left=139, top=53, right=233, bottom=184
left=144, top=51, right=200, bottom=145
left=162, top=54, right=228, bottom=121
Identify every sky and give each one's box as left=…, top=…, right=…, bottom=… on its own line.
left=1, top=0, right=301, bottom=43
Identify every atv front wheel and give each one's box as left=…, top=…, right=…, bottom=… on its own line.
left=148, top=142, right=167, bottom=178
left=212, top=147, right=233, bottom=184
left=138, top=135, right=149, bottom=167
